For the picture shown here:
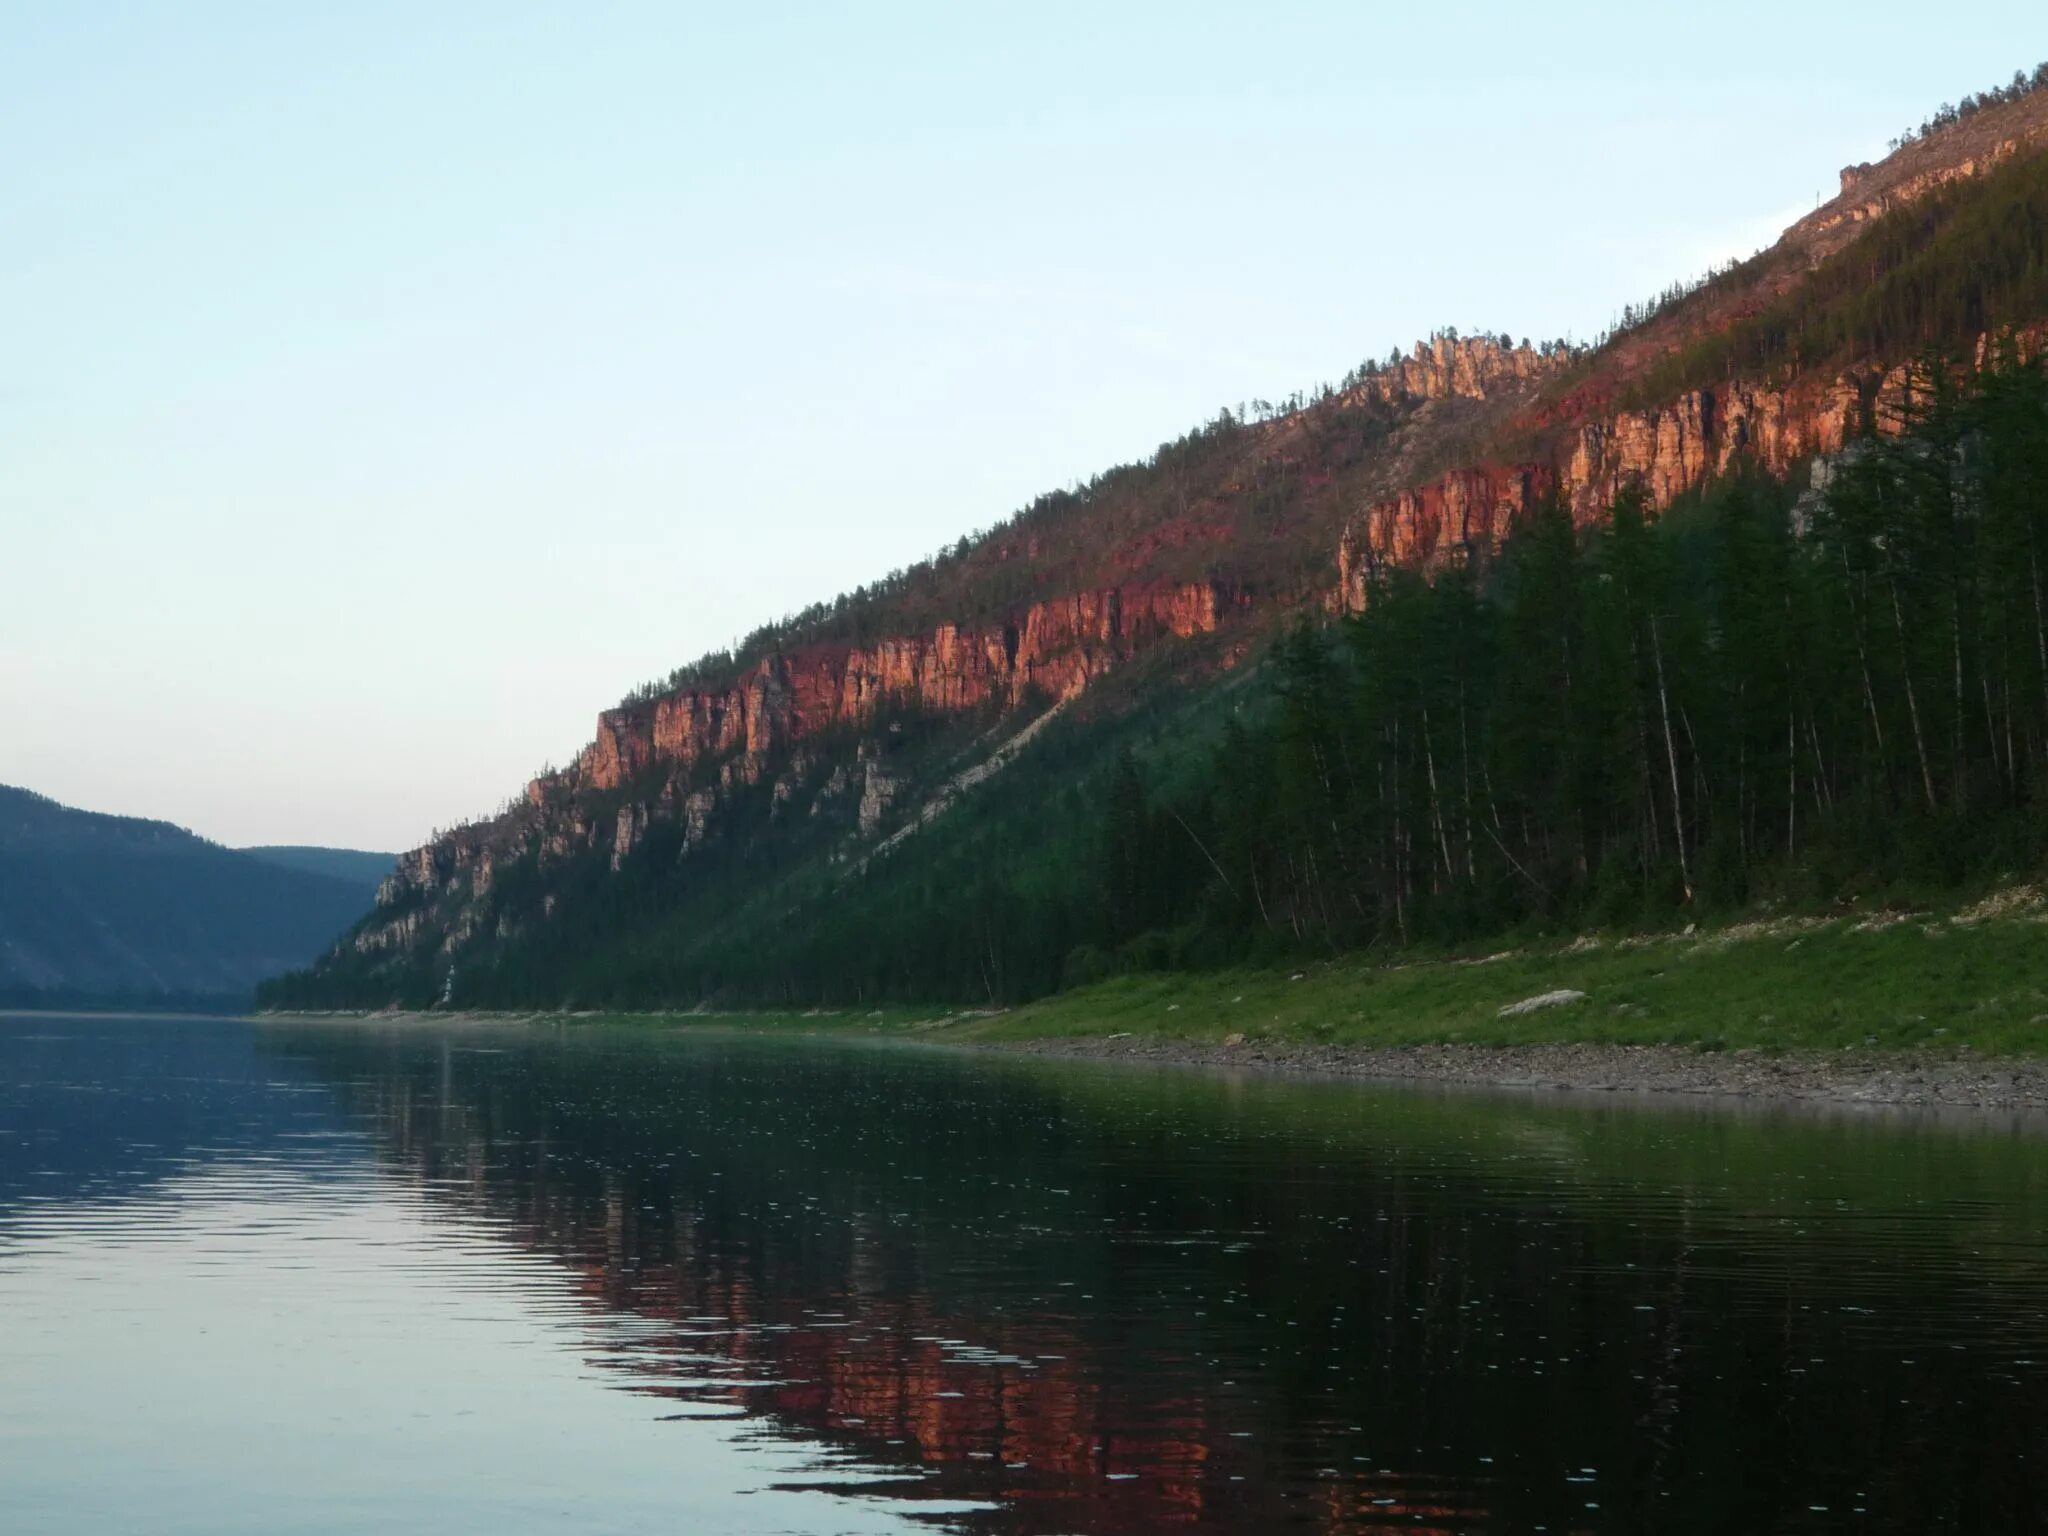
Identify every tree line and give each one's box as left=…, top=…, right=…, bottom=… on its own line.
left=1620, top=142, right=2048, bottom=411
left=1097, top=350, right=2048, bottom=962
left=1888, top=62, right=2048, bottom=153
left=263, top=349, right=2048, bottom=1013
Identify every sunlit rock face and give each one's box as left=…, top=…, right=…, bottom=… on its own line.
left=568, top=580, right=1250, bottom=794
left=327, top=96, right=2048, bottom=982
left=1334, top=347, right=1995, bottom=611
left=349, top=577, right=1257, bottom=964
left=1343, top=334, right=1569, bottom=407
left=1333, top=90, right=2048, bottom=607
left=1337, top=463, right=1556, bottom=607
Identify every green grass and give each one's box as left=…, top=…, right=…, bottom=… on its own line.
left=581, top=894, right=2048, bottom=1056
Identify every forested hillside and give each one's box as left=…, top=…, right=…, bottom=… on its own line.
left=263, top=70, right=2048, bottom=1014
left=240, top=845, right=394, bottom=904
left=0, top=787, right=377, bottom=1007
left=1104, top=356, right=2048, bottom=960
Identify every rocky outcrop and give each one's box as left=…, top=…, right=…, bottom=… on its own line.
left=1338, top=370, right=1886, bottom=608
left=349, top=579, right=1251, bottom=952
left=565, top=579, right=1250, bottom=795
left=810, top=764, right=852, bottom=817
left=610, top=803, right=647, bottom=871
left=681, top=789, right=716, bottom=853
left=1346, top=334, right=1570, bottom=409
left=1804, top=149, right=2019, bottom=258
left=856, top=746, right=901, bottom=837
left=1558, top=372, right=1870, bottom=517
left=1789, top=89, right=2048, bottom=265
left=855, top=696, right=1077, bottom=872
left=1337, top=463, right=1555, bottom=607
left=375, top=836, right=491, bottom=910
left=1332, top=94, right=2048, bottom=604
left=351, top=905, right=432, bottom=956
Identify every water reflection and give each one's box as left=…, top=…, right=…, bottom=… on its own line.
left=275, top=1021, right=2048, bottom=1532
left=6, top=1014, right=2048, bottom=1533
left=0, top=1017, right=976, bottom=1536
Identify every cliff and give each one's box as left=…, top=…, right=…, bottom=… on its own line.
left=348, top=577, right=1256, bottom=960
left=280, top=76, right=2048, bottom=1009
left=1343, top=332, right=1570, bottom=408
left=569, top=579, right=1250, bottom=796
left=1338, top=369, right=1876, bottom=605
left=1335, top=82, right=2048, bottom=603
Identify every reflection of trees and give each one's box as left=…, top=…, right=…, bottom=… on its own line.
left=269, top=1025, right=2048, bottom=1533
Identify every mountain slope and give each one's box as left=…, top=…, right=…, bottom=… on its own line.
left=268, top=73, right=2048, bottom=1013
left=0, top=787, right=378, bottom=1005
left=240, top=845, right=395, bottom=903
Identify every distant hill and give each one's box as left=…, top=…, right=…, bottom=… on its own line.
left=0, top=786, right=379, bottom=1007
left=239, top=845, right=394, bottom=903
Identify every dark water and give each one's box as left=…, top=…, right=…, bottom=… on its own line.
left=5, top=1017, right=2048, bottom=1533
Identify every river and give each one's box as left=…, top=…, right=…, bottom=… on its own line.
left=4, top=1013, right=2046, bottom=1532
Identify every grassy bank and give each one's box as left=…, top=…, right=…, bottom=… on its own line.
left=975, top=902, right=2048, bottom=1053
left=301, top=892, right=2048, bottom=1059
left=579, top=892, right=2048, bottom=1056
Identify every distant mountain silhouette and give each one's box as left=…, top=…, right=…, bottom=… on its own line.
left=239, top=844, right=394, bottom=903
left=0, top=786, right=383, bottom=1006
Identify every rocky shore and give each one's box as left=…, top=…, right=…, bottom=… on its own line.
left=985, top=1035, right=2048, bottom=1113
left=261, top=1008, right=2048, bottom=1114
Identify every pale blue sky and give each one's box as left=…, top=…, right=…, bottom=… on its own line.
left=3, top=3, right=2037, bottom=850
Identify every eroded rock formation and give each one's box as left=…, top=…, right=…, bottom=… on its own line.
left=1337, top=463, right=1556, bottom=605
left=322, top=96, right=2048, bottom=988
left=1345, top=334, right=1571, bottom=408
left=1794, top=94, right=2048, bottom=265
left=1337, top=364, right=1917, bottom=609
left=565, top=580, right=1249, bottom=795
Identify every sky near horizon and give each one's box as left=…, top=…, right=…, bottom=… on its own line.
left=3, top=3, right=2039, bottom=851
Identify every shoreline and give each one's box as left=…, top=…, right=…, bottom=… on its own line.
left=251, top=1006, right=2048, bottom=1113
left=976, top=1034, right=2048, bottom=1113
left=249, top=892, right=2048, bottom=1112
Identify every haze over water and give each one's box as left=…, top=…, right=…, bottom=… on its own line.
left=4, top=1014, right=2047, bottom=1532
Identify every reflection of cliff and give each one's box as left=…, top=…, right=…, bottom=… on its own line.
left=369, top=1129, right=1475, bottom=1532
left=311, top=1035, right=1509, bottom=1534
left=275, top=1024, right=2048, bottom=1535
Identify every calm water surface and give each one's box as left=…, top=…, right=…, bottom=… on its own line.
left=4, top=1015, right=2048, bottom=1533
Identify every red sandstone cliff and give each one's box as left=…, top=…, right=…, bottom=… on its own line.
left=1334, top=84, right=2048, bottom=608
left=1336, top=332, right=2046, bottom=611
left=1336, top=369, right=1874, bottom=607
left=564, top=579, right=1251, bottom=797
left=326, top=84, right=2048, bottom=980
left=1343, top=332, right=1569, bottom=408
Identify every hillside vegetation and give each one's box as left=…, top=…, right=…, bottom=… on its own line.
left=1616, top=147, right=2048, bottom=410
left=240, top=845, right=395, bottom=903
left=0, top=787, right=375, bottom=1007
left=265, top=74, right=2048, bottom=1023
left=266, top=352, right=2048, bottom=1015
